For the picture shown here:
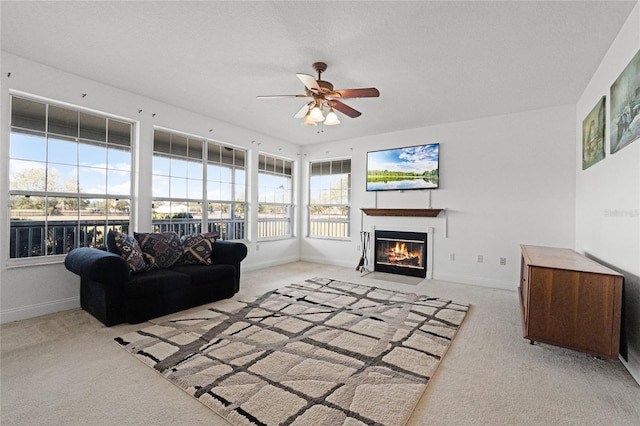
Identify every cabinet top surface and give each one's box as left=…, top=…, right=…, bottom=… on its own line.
left=520, top=245, right=623, bottom=276
left=360, top=208, right=442, bottom=217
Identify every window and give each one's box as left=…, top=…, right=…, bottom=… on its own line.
left=258, top=154, right=294, bottom=239
left=206, top=142, right=246, bottom=240
left=309, top=159, right=351, bottom=238
left=9, top=96, right=132, bottom=258
left=152, top=130, right=246, bottom=240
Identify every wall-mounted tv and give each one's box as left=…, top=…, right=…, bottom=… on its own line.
left=366, top=143, right=439, bottom=191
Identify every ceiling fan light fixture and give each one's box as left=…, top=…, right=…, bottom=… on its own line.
left=303, top=110, right=317, bottom=126
left=258, top=62, right=379, bottom=127
left=324, top=108, right=340, bottom=126
left=309, top=105, right=324, bottom=122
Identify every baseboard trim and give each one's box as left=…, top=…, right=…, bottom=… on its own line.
left=434, top=272, right=516, bottom=291
left=243, top=255, right=301, bottom=272
left=299, top=255, right=356, bottom=269
left=0, top=297, right=80, bottom=324
left=300, top=257, right=517, bottom=290
left=620, top=352, right=640, bottom=386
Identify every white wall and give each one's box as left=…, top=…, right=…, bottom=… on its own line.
left=300, top=104, right=577, bottom=290
left=575, top=1, right=640, bottom=383
left=0, top=52, right=301, bottom=323
left=0, top=52, right=579, bottom=323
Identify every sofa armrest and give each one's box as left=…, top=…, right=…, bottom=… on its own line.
left=211, top=241, right=248, bottom=293
left=64, top=247, right=129, bottom=285
left=65, top=247, right=130, bottom=326
left=212, top=240, right=248, bottom=265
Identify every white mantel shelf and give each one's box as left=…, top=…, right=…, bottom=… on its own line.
left=361, top=208, right=443, bottom=217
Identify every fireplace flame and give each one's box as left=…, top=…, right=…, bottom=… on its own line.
left=394, top=242, right=409, bottom=258
left=386, top=242, right=421, bottom=265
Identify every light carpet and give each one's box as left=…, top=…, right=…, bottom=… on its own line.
left=115, top=277, right=469, bottom=425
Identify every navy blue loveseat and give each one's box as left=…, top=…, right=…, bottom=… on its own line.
left=64, top=238, right=247, bottom=326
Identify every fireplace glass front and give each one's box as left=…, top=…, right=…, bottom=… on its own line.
left=374, top=230, right=427, bottom=278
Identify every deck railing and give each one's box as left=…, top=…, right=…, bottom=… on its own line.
left=9, top=220, right=130, bottom=258
left=9, top=214, right=356, bottom=258
left=151, top=218, right=245, bottom=241
left=308, top=206, right=350, bottom=239
left=309, top=220, right=349, bottom=238
left=9, top=217, right=246, bottom=259
left=257, top=217, right=292, bottom=239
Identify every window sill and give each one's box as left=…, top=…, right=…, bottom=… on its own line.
left=256, top=236, right=295, bottom=243
left=307, top=236, right=351, bottom=242
left=5, top=255, right=66, bottom=269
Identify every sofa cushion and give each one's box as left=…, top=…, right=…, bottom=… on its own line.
left=170, top=264, right=237, bottom=305
left=124, top=269, right=190, bottom=324
left=105, top=230, right=147, bottom=274
left=126, top=268, right=190, bottom=299
left=135, top=232, right=182, bottom=270
left=170, top=264, right=235, bottom=287
left=178, top=234, right=213, bottom=266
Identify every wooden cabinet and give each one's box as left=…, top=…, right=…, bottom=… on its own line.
left=519, top=245, right=623, bottom=359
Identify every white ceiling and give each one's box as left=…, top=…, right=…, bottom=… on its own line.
left=1, top=1, right=636, bottom=146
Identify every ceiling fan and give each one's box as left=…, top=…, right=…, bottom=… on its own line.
left=257, top=62, right=380, bottom=126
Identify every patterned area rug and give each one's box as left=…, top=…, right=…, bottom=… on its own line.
left=115, top=278, right=469, bottom=425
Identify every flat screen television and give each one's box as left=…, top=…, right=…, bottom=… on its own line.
left=366, top=143, right=439, bottom=191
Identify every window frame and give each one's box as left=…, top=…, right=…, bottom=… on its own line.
left=308, top=158, right=351, bottom=240
left=257, top=153, right=295, bottom=241
left=7, top=94, right=134, bottom=263
left=151, top=128, right=247, bottom=240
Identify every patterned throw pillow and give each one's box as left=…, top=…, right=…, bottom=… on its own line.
left=134, top=232, right=182, bottom=270
left=202, top=231, right=219, bottom=243
left=178, top=234, right=213, bottom=265
left=106, top=230, right=147, bottom=274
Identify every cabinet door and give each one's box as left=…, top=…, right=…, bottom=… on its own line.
left=527, top=267, right=578, bottom=345
left=527, top=267, right=617, bottom=356
left=572, top=273, right=619, bottom=356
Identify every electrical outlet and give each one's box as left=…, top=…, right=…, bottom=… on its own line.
left=477, top=254, right=484, bottom=263
left=500, top=257, right=507, bottom=266
left=255, top=244, right=260, bottom=252
left=449, top=253, right=455, bottom=261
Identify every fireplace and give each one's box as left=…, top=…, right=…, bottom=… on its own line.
left=374, top=230, right=428, bottom=278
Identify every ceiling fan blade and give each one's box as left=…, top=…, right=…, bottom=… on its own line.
left=293, top=102, right=312, bottom=119
left=327, top=100, right=362, bottom=118
left=329, top=88, right=380, bottom=99
left=257, top=94, right=308, bottom=99
left=296, top=73, right=320, bottom=93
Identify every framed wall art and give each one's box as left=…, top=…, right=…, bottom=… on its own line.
left=609, top=48, right=640, bottom=154
left=582, top=96, right=606, bottom=169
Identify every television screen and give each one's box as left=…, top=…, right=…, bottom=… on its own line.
left=366, top=143, right=439, bottom=191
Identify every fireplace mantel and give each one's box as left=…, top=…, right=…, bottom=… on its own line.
left=361, top=208, right=443, bottom=217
